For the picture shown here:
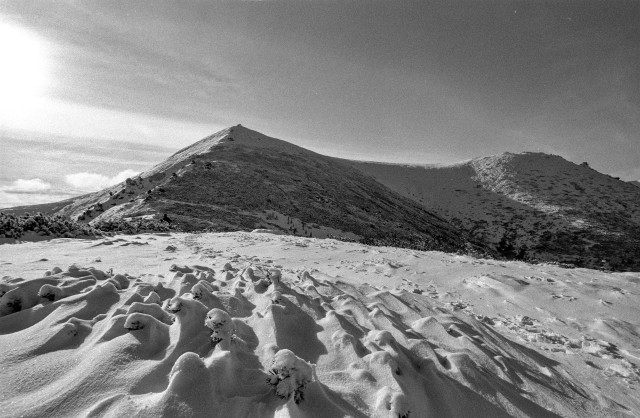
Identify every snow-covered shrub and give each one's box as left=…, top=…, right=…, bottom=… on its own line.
left=204, top=308, right=234, bottom=349
left=266, top=349, right=314, bottom=404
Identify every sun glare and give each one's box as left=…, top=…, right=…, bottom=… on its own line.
left=0, top=22, right=48, bottom=108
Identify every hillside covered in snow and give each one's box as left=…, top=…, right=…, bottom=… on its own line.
left=352, top=153, right=640, bottom=271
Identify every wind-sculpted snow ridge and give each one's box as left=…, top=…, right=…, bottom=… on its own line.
left=0, top=257, right=631, bottom=418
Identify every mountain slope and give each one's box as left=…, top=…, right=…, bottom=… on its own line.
left=351, top=152, right=640, bottom=270
left=23, top=126, right=472, bottom=253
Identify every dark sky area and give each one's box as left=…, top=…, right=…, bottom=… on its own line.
left=0, top=1, right=638, bottom=207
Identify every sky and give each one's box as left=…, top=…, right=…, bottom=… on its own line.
left=1, top=0, right=639, bottom=208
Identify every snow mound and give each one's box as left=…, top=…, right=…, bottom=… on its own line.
left=0, top=236, right=637, bottom=417
left=267, top=348, right=314, bottom=404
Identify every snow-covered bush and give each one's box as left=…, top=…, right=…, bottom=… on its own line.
left=204, top=308, right=235, bottom=349
left=266, top=349, right=314, bottom=404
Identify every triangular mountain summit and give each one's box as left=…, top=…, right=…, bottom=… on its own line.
left=8, top=126, right=640, bottom=270
left=28, top=125, right=474, bottom=253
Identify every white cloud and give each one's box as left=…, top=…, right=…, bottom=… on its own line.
left=65, top=169, right=140, bottom=192
left=0, top=178, right=51, bottom=192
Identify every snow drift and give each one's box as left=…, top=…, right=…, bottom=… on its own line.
left=1, top=232, right=637, bottom=417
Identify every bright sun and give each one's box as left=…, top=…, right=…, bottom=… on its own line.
left=0, top=22, right=48, bottom=107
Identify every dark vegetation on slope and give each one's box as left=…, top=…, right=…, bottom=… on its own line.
left=352, top=153, right=640, bottom=271
left=8, top=126, right=638, bottom=270
left=32, top=126, right=479, bottom=254
left=91, top=218, right=178, bottom=234
left=469, top=155, right=640, bottom=271
left=0, top=212, right=102, bottom=239
left=0, top=212, right=178, bottom=240
left=149, top=141, right=472, bottom=252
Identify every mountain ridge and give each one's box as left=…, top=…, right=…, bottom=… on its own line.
left=4, top=126, right=639, bottom=270
left=351, top=151, right=640, bottom=270
left=10, top=125, right=473, bottom=254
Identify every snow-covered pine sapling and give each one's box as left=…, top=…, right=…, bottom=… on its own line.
left=0, top=284, right=13, bottom=298
left=127, top=301, right=174, bottom=325
left=38, top=278, right=97, bottom=302
left=124, top=313, right=146, bottom=330
left=266, top=349, right=314, bottom=404
left=374, top=387, right=410, bottom=418
left=267, top=269, right=281, bottom=289
left=38, top=284, right=62, bottom=302
left=204, top=308, right=235, bottom=350
left=191, top=281, right=214, bottom=300
left=166, top=298, right=183, bottom=314
left=271, top=291, right=282, bottom=305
